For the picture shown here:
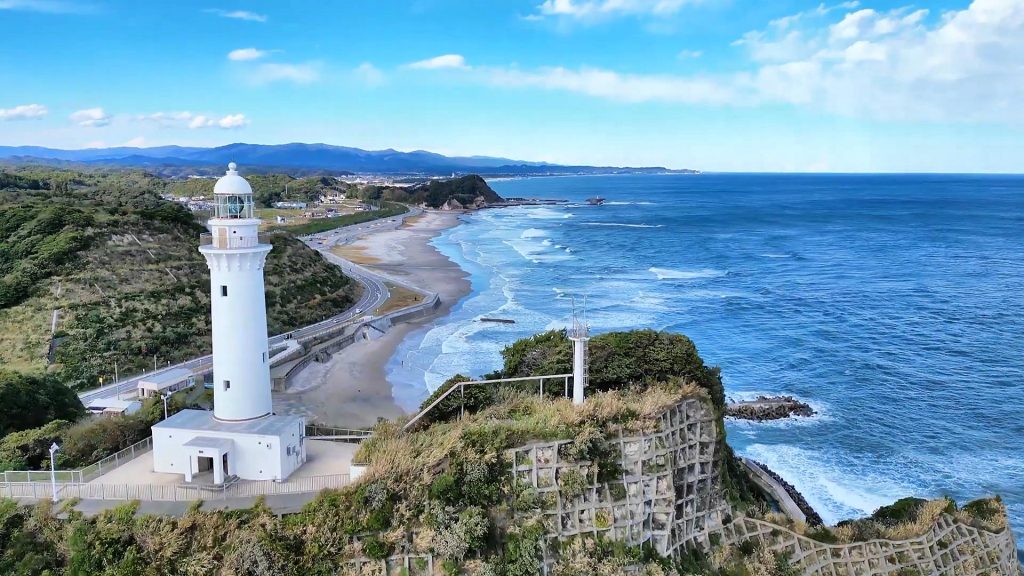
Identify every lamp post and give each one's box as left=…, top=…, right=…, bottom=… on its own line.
left=161, top=393, right=170, bottom=420
left=48, top=442, right=60, bottom=503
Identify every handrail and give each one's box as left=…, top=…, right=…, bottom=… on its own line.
left=403, top=373, right=573, bottom=432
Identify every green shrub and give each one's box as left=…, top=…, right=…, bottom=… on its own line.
left=362, top=535, right=391, bottom=560
left=430, top=472, right=461, bottom=504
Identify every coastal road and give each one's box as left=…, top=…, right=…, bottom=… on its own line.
left=77, top=208, right=422, bottom=406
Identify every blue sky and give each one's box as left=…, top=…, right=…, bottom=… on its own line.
left=1, top=0, right=1022, bottom=172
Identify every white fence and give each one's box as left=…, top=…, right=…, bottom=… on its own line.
left=1, top=437, right=154, bottom=484
left=2, top=473, right=351, bottom=502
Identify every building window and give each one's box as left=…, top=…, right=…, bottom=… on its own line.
left=220, top=285, right=228, bottom=297
left=223, top=380, right=230, bottom=391
left=262, top=352, right=266, bottom=363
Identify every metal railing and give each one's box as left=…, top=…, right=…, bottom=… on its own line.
left=403, top=373, right=574, bottom=431
left=305, top=424, right=374, bottom=440
left=1, top=473, right=351, bottom=502
left=199, top=232, right=273, bottom=250
left=1, top=437, right=153, bottom=485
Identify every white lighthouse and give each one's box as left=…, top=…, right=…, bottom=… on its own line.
left=150, top=163, right=306, bottom=485
left=201, top=162, right=272, bottom=422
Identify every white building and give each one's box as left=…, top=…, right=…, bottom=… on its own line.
left=87, top=398, right=142, bottom=416
left=150, top=163, right=307, bottom=485
left=137, top=367, right=195, bottom=399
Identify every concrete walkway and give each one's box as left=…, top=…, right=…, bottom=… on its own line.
left=63, top=492, right=321, bottom=518
left=741, top=458, right=807, bottom=523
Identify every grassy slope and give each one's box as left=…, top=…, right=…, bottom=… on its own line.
left=0, top=167, right=361, bottom=389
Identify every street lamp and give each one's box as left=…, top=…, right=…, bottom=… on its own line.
left=161, top=393, right=170, bottom=420
left=49, top=442, right=60, bottom=503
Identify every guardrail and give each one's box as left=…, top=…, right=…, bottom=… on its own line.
left=403, top=373, right=574, bottom=431
left=1, top=437, right=153, bottom=485
left=2, top=473, right=351, bottom=502
left=305, top=424, right=374, bottom=440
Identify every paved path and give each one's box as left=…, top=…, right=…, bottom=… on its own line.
left=77, top=208, right=420, bottom=406
left=741, top=458, right=807, bottom=523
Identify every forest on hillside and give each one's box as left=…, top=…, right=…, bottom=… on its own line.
left=0, top=167, right=361, bottom=389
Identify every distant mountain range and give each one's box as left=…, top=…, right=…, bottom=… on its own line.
left=0, top=143, right=696, bottom=176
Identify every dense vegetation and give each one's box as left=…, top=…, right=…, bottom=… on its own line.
left=0, top=393, right=192, bottom=472
left=0, top=371, right=84, bottom=437
left=0, top=167, right=361, bottom=389
left=356, top=175, right=504, bottom=208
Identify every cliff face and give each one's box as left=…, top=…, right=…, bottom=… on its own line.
left=344, top=396, right=1019, bottom=575
left=506, top=397, right=1020, bottom=575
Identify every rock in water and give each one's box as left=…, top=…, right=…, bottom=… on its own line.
left=725, top=395, right=815, bottom=421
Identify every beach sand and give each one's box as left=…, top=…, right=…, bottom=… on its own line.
left=280, top=211, right=469, bottom=428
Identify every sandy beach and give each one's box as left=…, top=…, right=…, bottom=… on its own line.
left=281, top=211, right=470, bottom=428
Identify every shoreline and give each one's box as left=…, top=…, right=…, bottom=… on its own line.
left=283, top=211, right=471, bottom=428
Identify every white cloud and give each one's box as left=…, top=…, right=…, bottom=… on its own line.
left=69, top=107, right=111, bottom=127
left=250, top=62, right=320, bottom=84
left=0, top=0, right=93, bottom=14
left=533, top=0, right=696, bottom=21
left=677, top=49, right=703, bottom=59
left=480, top=66, right=741, bottom=105
left=227, top=47, right=269, bottom=61
left=354, top=62, right=385, bottom=86
left=408, top=54, right=469, bottom=70
left=0, top=103, right=47, bottom=120
left=453, top=0, right=1024, bottom=125
left=137, top=111, right=248, bottom=129
left=122, top=136, right=146, bottom=147
left=205, top=8, right=266, bottom=22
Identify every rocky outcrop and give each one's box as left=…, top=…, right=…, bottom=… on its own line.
left=726, top=395, right=814, bottom=421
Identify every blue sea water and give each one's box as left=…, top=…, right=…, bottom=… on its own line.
left=386, top=173, right=1024, bottom=535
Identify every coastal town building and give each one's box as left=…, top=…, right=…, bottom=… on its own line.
left=150, top=163, right=307, bottom=484
left=86, top=398, right=142, bottom=416
left=137, top=367, right=194, bottom=399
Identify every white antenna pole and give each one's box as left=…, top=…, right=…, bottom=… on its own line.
left=569, top=295, right=590, bottom=406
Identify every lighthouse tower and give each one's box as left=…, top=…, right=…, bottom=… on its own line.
left=200, top=162, right=272, bottom=422
left=150, top=163, right=306, bottom=485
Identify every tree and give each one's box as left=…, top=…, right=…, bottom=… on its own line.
left=0, top=370, right=84, bottom=437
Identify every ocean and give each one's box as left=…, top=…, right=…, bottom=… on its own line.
left=386, top=173, right=1024, bottom=535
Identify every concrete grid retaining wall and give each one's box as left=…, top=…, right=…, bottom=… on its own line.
left=719, top=514, right=1020, bottom=576
left=508, top=397, right=730, bottom=569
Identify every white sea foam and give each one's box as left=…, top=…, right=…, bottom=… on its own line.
left=526, top=207, right=572, bottom=220
left=520, top=228, right=547, bottom=238
left=761, top=253, right=792, bottom=258
left=649, top=267, right=726, bottom=280
left=582, top=222, right=664, bottom=228
left=604, top=201, right=654, bottom=205
left=740, top=444, right=915, bottom=525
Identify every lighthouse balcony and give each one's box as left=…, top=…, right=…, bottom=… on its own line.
left=200, top=232, right=273, bottom=250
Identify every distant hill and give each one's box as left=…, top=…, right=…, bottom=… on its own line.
left=374, top=175, right=504, bottom=208
left=0, top=166, right=361, bottom=389
left=0, top=143, right=697, bottom=176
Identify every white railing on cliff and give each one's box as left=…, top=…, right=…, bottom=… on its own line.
left=1, top=437, right=154, bottom=485
left=403, top=373, right=574, bottom=432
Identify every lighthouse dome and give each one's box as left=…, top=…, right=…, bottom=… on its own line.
left=213, top=162, right=253, bottom=196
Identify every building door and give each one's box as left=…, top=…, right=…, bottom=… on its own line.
left=222, top=453, right=229, bottom=476
left=197, top=456, right=213, bottom=472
